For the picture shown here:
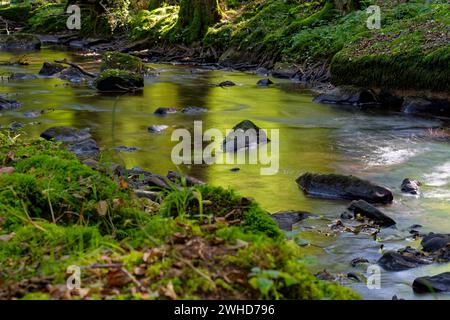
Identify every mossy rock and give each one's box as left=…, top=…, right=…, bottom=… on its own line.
left=0, top=4, right=32, bottom=22
left=100, top=52, right=146, bottom=74
left=0, top=34, right=41, bottom=51
left=94, top=69, right=144, bottom=92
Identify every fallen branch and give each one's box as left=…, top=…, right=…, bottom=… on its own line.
left=54, top=59, right=97, bottom=78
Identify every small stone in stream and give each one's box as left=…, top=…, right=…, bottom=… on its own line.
left=148, top=125, right=169, bottom=133
left=127, top=168, right=172, bottom=190
left=409, top=224, right=423, bottom=229
left=23, top=110, right=44, bottom=118
left=222, top=120, right=269, bottom=152
left=181, top=106, right=208, bottom=114
left=347, top=200, right=396, bottom=227
left=0, top=167, right=15, bottom=175
left=113, top=146, right=140, bottom=153
left=271, top=210, right=312, bottom=231
left=413, top=272, right=450, bottom=294
left=167, top=171, right=205, bottom=187
left=401, top=178, right=421, bottom=195
left=392, top=295, right=405, bottom=300
left=218, top=81, right=236, bottom=87
left=0, top=97, right=22, bottom=110
left=0, top=34, right=41, bottom=50
left=10, top=122, right=24, bottom=130
left=230, top=167, right=240, bottom=172
left=154, top=107, right=177, bottom=116
left=40, top=127, right=91, bottom=143
left=350, top=257, right=369, bottom=267
left=9, top=73, right=37, bottom=80
left=313, top=86, right=379, bottom=106
left=340, top=211, right=353, bottom=219
left=347, top=272, right=363, bottom=282
left=296, top=173, right=394, bottom=204
left=377, top=251, right=429, bottom=271
left=257, top=78, right=274, bottom=86
left=82, top=159, right=99, bottom=170
left=315, top=270, right=336, bottom=281
left=59, top=67, right=88, bottom=83
left=421, top=233, right=450, bottom=253
left=68, top=139, right=100, bottom=159
left=39, top=62, right=66, bottom=76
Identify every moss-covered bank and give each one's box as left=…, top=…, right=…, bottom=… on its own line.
left=0, top=132, right=359, bottom=300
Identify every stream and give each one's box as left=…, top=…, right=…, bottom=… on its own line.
left=1, top=46, right=449, bottom=300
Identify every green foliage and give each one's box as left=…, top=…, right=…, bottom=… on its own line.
left=130, top=6, right=179, bottom=41
left=0, top=4, right=32, bottom=22
left=27, top=3, right=67, bottom=33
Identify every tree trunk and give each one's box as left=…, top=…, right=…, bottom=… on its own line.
left=332, top=0, right=360, bottom=14
left=176, top=0, right=222, bottom=43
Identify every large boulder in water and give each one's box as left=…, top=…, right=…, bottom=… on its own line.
left=421, top=233, right=450, bottom=253
left=346, top=200, right=396, bottom=227
left=296, top=173, right=393, bottom=204
left=314, top=86, right=378, bottom=106
left=413, top=272, right=450, bottom=294
left=0, top=34, right=41, bottom=50
left=94, top=69, right=144, bottom=92
left=378, top=250, right=429, bottom=271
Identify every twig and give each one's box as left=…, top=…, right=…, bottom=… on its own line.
left=54, top=59, right=97, bottom=78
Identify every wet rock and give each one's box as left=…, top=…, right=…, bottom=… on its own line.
left=167, top=171, right=205, bottom=187
left=296, top=173, right=393, bottom=204
left=67, top=139, right=100, bottom=159
left=58, top=67, right=88, bottom=83
left=222, top=120, right=269, bottom=152
left=218, top=81, right=236, bottom=87
left=401, top=178, right=421, bottom=195
left=271, top=210, right=311, bottom=231
left=100, top=52, right=146, bottom=74
left=181, top=106, right=208, bottom=114
left=230, top=167, right=240, bottom=172
left=314, top=86, right=378, bottom=106
left=271, top=62, right=298, bottom=79
left=0, top=34, right=41, bottom=50
left=346, top=200, right=396, bottom=227
left=401, top=97, right=450, bottom=118
left=94, top=69, right=144, bottom=92
left=413, top=272, right=450, bottom=294
left=377, top=89, right=404, bottom=110
left=82, top=159, right=99, bottom=170
left=421, top=233, right=450, bottom=253
left=39, top=62, right=66, bottom=76
left=378, top=250, right=430, bottom=271
left=9, top=73, right=37, bottom=80
left=347, top=272, right=363, bottom=282
left=350, top=257, right=369, bottom=267
left=134, top=190, right=162, bottom=202
left=23, top=110, right=44, bottom=118
left=257, top=78, right=274, bottom=86
left=148, top=125, right=169, bottom=133
left=154, top=107, right=177, bottom=116
left=40, top=127, right=91, bottom=143
left=315, top=270, right=336, bottom=281
left=127, top=168, right=172, bottom=190
left=10, top=122, right=24, bottom=130
left=0, top=97, right=22, bottom=110
left=113, top=146, right=140, bottom=153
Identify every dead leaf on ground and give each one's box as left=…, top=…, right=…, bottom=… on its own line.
left=96, top=200, right=108, bottom=216
left=160, top=281, right=177, bottom=300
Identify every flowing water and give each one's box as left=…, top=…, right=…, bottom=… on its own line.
left=1, top=47, right=449, bottom=300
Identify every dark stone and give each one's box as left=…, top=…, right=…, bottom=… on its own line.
left=257, top=78, right=274, bottom=86
left=347, top=272, right=363, bottom=282
left=23, top=110, right=44, bottom=118
left=350, top=257, right=369, bottom=267
left=58, top=67, right=87, bottom=83
left=218, top=81, right=236, bottom=87
left=148, top=125, right=169, bottom=133
left=113, top=146, right=140, bottom=153
left=413, top=272, right=450, bottom=294
left=10, top=122, right=24, bottom=130
left=401, top=178, right=421, bottom=195
left=401, top=97, right=450, bottom=118
left=340, top=211, right=353, bottom=219
left=154, top=107, right=177, bottom=116
left=167, top=171, right=205, bottom=187
left=378, top=251, right=429, bottom=271
left=230, top=167, right=240, bottom=172
left=347, top=200, right=396, bottom=227
left=421, top=233, right=450, bottom=253
left=134, top=190, right=161, bottom=202
left=314, top=86, right=378, bottom=106
left=0, top=34, right=41, bottom=51
left=271, top=210, right=312, bottom=231
left=296, top=173, right=393, bottom=204
left=222, top=120, right=270, bottom=152
left=94, top=70, right=144, bottom=91
left=67, top=139, right=100, bottom=159
left=39, top=62, right=66, bottom=76
left=377, top=89, right=404, bottom=109
left=127, top=168, right=172, bottom=190
left=315, top=270, right=336, bottom=281
left=0, top=97, right=22, bottom=110
left=40, top=127, right=91, bottom=143
left=9, top=73, right=37, bottom=80
left=181, top=106, right=208, bottom=114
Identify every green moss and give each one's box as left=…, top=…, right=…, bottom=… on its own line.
left=94, top=69, right=144, bottom=91
left=0, top=4, right=32, bottom=22
left=130, top=6, right=179, bottom=41
left=101, top=52, right=146, bottom=73
left=27, top=3, right=67, bottom=33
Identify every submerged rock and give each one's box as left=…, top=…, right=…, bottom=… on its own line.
left=58, top=67, right=88, bottom=83
left=0, top=34, right=41, bottom=50
left=401, top=97, right=450, bottom=118
left=9, top=73, right=37, bottom=80
left=222, top=120, right=269, bottom=152
left=148, top=124, right=169, bottom=133
left=421, top=233, right=450, bottom=253
left=39, top=62, right=66, bottom=76
left=218, top=80, right=236, bottom=87
left=113, top=146, right=140, bottom=153
left=296, top=173, right=393, bottom=204
left=68, top=139, right=100, bottom=159
left=40, top=126, right=91, bottom=143
left=257, top=78, right=274, bottom=86
left=413, top=272, right=450, bottom=294
left=378, top=250, right=429, bottom=271
left=181, top=106, right=208, bottom=114
left=401, top=178, right=421, bottom=195
left=346, top=200, right=396, bottom=227
left=154, top=107, right=177, bottom=116
left=94, top=69, right=144, bottom=92
left=0, top=97, right=21, bottom=110
left=23, top=110, right=44, bottom=118
left=314, top=86, right=378, bottom=106
left=271, top=210, right=311, bottom=231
